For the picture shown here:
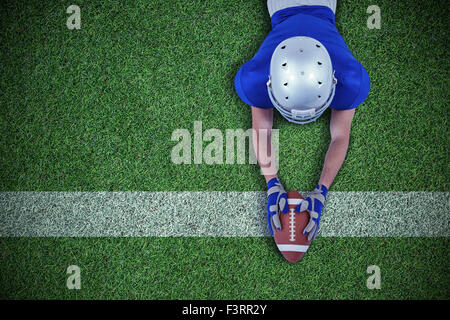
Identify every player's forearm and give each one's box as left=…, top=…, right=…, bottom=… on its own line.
left=318, top=135, right=350, bottom=189
left=252, top=128, right=278, bottom=183
left=251, top=107, right=278, bottom=183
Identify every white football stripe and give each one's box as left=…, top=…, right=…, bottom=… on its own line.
left=277, top=244, right=309, bottom=252
left=0, top=191, right=448, bottom=237
left=287, top=198, right=302, bottom=206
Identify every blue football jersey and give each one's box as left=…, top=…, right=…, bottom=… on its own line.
left=234, top=6, right=370, bottom=110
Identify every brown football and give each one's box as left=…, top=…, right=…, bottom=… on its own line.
left=274, top=190, right=310, bottom=263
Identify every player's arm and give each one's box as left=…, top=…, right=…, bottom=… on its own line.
left=318, top=108, right=355, bottom=188
left=252, top=106, right=288, bottom=235
left=251, top=106, right=277, bottom=183
left=296, top=108, right=355, bottom=241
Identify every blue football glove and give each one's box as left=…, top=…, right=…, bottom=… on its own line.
left=266, top=177, right=289, bottom=235
left=295, top=184, right=328, bottom=241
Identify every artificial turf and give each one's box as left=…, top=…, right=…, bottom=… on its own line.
left=0, top=0, right=448, bottom=300
left=0, top=237, right=448, bottom=300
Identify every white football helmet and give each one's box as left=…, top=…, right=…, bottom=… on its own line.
left=267, top=36, right=337, bottom=124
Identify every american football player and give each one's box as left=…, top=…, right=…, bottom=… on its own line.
left=235, top=1, right=370, bottom=239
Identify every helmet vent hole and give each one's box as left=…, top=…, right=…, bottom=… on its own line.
left=281, top=45, right=286, bottom=49
left=318, top=81, right=322, bottom=85
left=318, top=95, right=321, bottom=99
left=282, top=62, right=287, bottom=67
left=285, top=96, right=289, bottom=100
left=317, top=61, right=322, bottom=65
left=284, top=83, right=288, bottom=86
left=316, top=44, right=321, bottom=48
left=299, top=49, right=303, bottom=53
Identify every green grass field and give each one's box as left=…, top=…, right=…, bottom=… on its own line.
left=1, top=238, right=449, bottom=299
left=0, top=0, right=449, bottom=299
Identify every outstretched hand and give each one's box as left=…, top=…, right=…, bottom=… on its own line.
left=266, top=177, right=289, bottom=235
left=295, top=184, right=328, bottom=241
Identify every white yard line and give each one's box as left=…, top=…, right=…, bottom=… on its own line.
left=0, top=191, right=448, bottom=237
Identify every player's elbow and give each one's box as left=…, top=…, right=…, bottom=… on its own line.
left=330, top=130, right=350, bottom=145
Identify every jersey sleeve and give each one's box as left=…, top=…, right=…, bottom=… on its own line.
left=330, top=60, right=371, bottom=110
left=234, top=56, right=274, bottom=109
left=234, top=64, right=254, bottom=107
left=351, top=64, right=371, bottom=109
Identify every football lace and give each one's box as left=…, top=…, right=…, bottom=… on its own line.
left=289, top=208, right=296, bottom=242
